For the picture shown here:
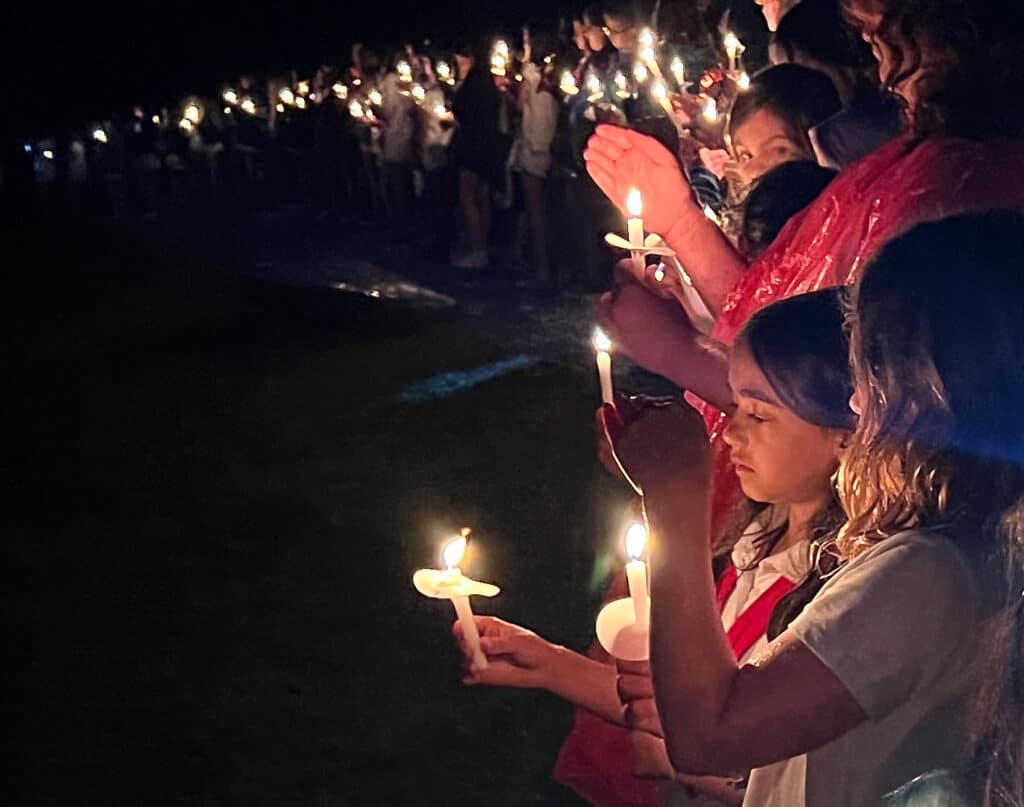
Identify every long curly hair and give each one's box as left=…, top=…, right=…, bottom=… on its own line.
left=841, top=0, right=1024, bottom=138
left=840, top=213, right=1024, bottom=807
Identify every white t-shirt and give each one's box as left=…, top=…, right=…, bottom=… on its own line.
left=743, top=528, right=984, bottom=807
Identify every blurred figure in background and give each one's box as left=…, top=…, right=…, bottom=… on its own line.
left=418, top=55, right=457, bottom=258
left=771, top=0, right=902, bottom=168
left=380, top=51, right=417, bottom=228
left=450, top=37, right=505, bottom=269
left=511, top=31, right=560, bottom=287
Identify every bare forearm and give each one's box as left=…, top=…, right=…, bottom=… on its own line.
left=545, top=645, right=624, bottom=725
left=664, top=204, right=747, bottom=317
left=656, top=331, right=732, bottom=411
left=645, top=486, right=741, bottom=773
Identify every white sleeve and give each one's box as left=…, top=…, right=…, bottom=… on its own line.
left=785, top=533, right=981, bottom=720
left=523, top=91, right=558, bottom=154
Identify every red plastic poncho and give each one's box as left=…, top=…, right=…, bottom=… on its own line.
left=703, top=134, right=1024, bottom=536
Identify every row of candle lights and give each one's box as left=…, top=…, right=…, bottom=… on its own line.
left=559, top=26, right=749, bottom=127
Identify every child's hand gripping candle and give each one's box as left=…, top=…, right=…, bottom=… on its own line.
left=413, top=530, right=499, bottom=670
left=596, top=520, right=651, bottom=660
left=593, top=327, right=615, bottom=405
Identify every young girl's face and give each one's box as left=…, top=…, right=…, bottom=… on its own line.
left=730, top=107, right=811, bottom=186
left=723, top=342, right=845, bottom=505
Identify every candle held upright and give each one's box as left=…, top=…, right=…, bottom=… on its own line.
left=412, top=530, right=500, bottom=671
left=593, top=327, right=615, bottom=405
left=624, top=522, right=650, bottom=630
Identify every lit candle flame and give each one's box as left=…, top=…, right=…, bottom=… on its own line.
left=560, top=71, right=579, bottom=95
left=92, top=128, right=108, bottom=144
left=433, top=103, right=449, bottom=118
left=436, top=61, right=451, bottom=79
left=240, top=98, right=256, bottom=115
left=593, top=326, right=613, bottom=353
left=294, top=96, right=307, bottom=109
left=279, top=87, right=295, bottom=105
left=297, top=80, right=310, bottom=96
left=332, top=82, right=347, bottom=99
left=184, top=104, right=201, bottom=124
left=626, top=522, right=648, bottom=560
left=614, top=71, right=628, bottom=89
left=495, top=40, right=509, bottom=59
left=412, top=84, right=426, bottom=102
left=652, top=81, right=667, bottom=101
left=151, top=114, right=160, bottom=125
left=737, top=71, right=751, bottom=90
left=275, top=103, right=285, bottom=113
left=42, top=149, right=54, bottom=160
left=640, top=46, right=656, bottom=65
left=397, top=60, right=412, bottom=81
left=223, top=89, right=238, bottom=105
left=702, top=97, right=719, bottom=122
left=586, top=72, right=602, bottom=95
left=626, top=189, right=643, bottom=218
left=349, top=100, right=364, bottom=118
left=670, top=56, right=685, bottom=85
left=633, top=62, right=649, bottom=83
left=443, top=533, right=470, bottom=569
left=638, top=28, right=655, bottom=48
left=368, top=89, right=383, bottom=106
left=178, top=118, right=193, bottom=133
left=724, top=31, right=743, bottom=56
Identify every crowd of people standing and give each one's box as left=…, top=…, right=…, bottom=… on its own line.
left=10, top=0, right=1024, bottom=804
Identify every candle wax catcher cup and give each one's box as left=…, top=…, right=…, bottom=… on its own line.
left=413, top=569, right=499, bottom=670
left=595, top=597, right=650, bottom=661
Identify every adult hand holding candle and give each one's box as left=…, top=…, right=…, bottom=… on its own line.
left=413, top=530, right=499, bottom=670
left=584, top=125, right=696, bottom=238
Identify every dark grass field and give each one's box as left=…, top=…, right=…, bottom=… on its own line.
left=3, top=209, right=638, bottom=805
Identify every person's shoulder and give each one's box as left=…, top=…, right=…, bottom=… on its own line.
left=843, top=527, right=978, bottom=581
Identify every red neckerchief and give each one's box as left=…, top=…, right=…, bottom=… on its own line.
left=715, top=563, right=797, bottom=661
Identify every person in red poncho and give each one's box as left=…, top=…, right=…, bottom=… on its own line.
left=583, top=0, right=1024, bottom=544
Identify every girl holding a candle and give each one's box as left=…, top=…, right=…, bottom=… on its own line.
left=611, top=215, right=1024, bottom=807
left=455, top=290, right=857, bottom=807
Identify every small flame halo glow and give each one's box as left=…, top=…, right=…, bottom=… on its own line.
left=626, top=189, right=643, bottom=217
left=625, top=522, right=648, bottom=560
left=593, top=327, right=613, bottom=353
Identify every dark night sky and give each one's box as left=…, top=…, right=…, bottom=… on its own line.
left=6, top=0, right=566, bottom=132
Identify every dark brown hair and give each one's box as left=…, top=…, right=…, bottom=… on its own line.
left=841, top=0, right=1024, bottom=138
left=843, top=213, right=1024, bottom=806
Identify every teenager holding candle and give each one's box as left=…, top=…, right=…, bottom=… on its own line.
left=610, top=214, right=1024, bottom=806
left=584, top=0, right=1024, bottom=537
left=454, top=290, right=856, bottom=807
